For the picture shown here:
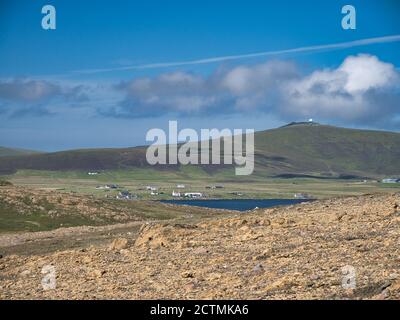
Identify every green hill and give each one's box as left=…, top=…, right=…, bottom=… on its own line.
left=0, top=147, right=41, bottom=157
left=0, top=123, right=399, bottom=178
left=252, top=123, right=400, bottom=178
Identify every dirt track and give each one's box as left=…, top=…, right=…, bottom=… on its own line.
left=0, top=222, right=145, bottom=256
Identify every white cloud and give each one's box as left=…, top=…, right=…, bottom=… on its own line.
left=221, top=66, right=254, bottom=95
left=111, top=60, right=300, bottom=117
left=113, top=54, right=400, bottom=126
left=283, top=54, right=400, bottom=121
left=340, top=54, right=398, bottom=93
left=7, top=55, right=398, bottom=128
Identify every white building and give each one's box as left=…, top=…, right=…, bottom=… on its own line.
left=172, top=190, right=181, bottom=197
left=184, top=192, right=203, bottom=198
left=176, top=184, right=186, bottom=189
left=294, top=193, right=312, bottom=199
left=382, top=178, right=400, bottom=184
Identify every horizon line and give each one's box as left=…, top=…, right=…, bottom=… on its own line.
left=2, top=122, right=399, bottom=153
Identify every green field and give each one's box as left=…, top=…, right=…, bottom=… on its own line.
left=0, top=200, right=95, bottom=233
left=2, top=168, right=399, bottom=201
left=1, top=165, right=399, bottom=235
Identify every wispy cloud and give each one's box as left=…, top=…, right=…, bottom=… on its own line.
left=74, top=34, right=400, bottom=74
left=0, top=79, right=89, bottom=104
left=0, top=78, right=92, bottom=119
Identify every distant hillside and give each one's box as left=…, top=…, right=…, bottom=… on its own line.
left=0, top=124, right=399, bottom=178
left=0, top=147, right=41, bottom=157
left=0, top=147, right=150, bottom=173
left=253, top=123, right=400, bottom=178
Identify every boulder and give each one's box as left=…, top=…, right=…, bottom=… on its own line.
left=109, top=238, right=129, bottom=251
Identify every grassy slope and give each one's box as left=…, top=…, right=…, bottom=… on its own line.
left=0, top=185, right=233, bottom=233
left=0, top=124, right=399, bottom=178
left=253, top=124, right=400, bottom=177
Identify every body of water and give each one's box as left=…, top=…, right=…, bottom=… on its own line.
left=160, top=198, right=312, bottom=212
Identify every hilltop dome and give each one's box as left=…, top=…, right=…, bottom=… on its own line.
left=281, top=121, right=321, bottom=128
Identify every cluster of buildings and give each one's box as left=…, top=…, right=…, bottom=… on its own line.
left=171, top=184, right=204, bottom=198
left=116, top=191, right=137, bottom=200
left=94, top=182, right=137, bottom=200
left=96, top=181, right=209, bottom=200
left=144, top=184, right=205, bottom=198
left=146, top=186, right=160, bottom=195
left=172, top=191, right=203, bottom=198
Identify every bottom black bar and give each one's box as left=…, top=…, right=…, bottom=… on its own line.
left=0, top=300, right=397, bottom=319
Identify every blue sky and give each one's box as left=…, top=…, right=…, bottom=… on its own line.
left=0, top=0, right=399, bottom=151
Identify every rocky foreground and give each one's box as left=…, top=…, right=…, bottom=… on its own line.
left=1, top=193, right=400, bottom=300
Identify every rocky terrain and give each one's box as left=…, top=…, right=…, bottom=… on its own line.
left=0, top=192, right=400, bottom=299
